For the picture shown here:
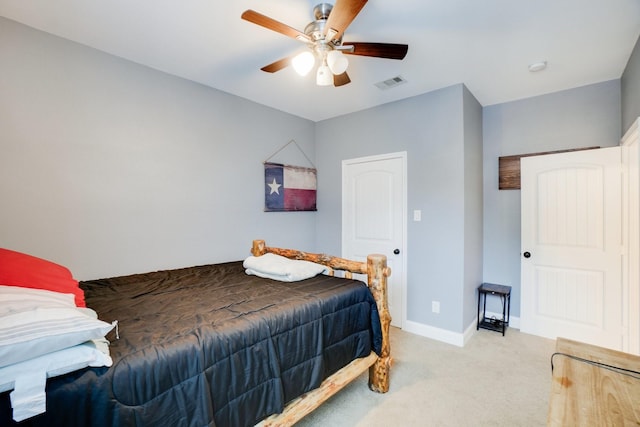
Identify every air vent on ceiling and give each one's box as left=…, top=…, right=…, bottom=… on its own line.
left=375, top=75, right=407, bottom=90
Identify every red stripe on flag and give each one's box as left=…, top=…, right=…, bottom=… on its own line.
left=284, top=189, right=317, bottom=211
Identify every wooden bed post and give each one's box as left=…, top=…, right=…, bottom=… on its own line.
left=366, top=253, right=392, bottom=393
left=252, top=239, right=267, bottom=257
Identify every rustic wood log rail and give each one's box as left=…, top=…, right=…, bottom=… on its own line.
left=251, top=239, right=392, bottom=426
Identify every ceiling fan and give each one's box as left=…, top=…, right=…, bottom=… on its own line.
left=241, top=0, right=409, bottom=87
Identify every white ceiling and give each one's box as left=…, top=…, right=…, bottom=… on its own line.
left=1, top=0, right=639, bottom=122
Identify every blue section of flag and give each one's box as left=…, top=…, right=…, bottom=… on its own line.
left=265, top=163, right=284, bottom=211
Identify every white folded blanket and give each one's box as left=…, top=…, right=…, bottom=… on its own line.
left=243, top=253, right=329, bottom=282
left=1, top=340, right=112, bottom=421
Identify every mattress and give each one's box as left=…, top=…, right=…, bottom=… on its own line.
left=0, top=260, right=382, bottom=427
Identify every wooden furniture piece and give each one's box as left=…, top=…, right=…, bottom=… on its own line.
left=548, top=338, right=640, bottom=426
left=476, top=283, right=511, bottom=336
left=251, top=239, right=392, bottom=426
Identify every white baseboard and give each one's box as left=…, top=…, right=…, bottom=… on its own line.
left=402, top=312, right=521, bottom=348
left=403, top=320, right=465, bottom=347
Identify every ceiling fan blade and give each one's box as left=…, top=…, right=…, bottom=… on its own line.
left=241, top=10, right=312, bottom=43
left=333, top=72, right=351, bottom=87
left=323, top=0, right=368, bottom=43
left=342, top=42, right=408, bottom=60
left=260, top=56, right=292, bottom=73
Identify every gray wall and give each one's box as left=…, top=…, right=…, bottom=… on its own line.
left=462, top=86, right=484, bottom=330
left=316, top=84, right=483, bottom=333
left=622, top=35, right=640, bottom=133
left=482, top=80, right=622, bottom=317
left=0, top=18, right=317, bottom=280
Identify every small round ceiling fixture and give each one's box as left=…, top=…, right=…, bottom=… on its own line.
left=528, top=61, right=547, bottom=72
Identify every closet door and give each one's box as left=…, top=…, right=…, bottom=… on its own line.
left=520, top=147, right=623, bottom=351
left=342, top=152, right=406, bottom=328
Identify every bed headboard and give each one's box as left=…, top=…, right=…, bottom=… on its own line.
left=251, top=239, right=386, bottom=276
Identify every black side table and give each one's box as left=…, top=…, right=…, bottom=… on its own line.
left=477, top=283, right=512, bottom=336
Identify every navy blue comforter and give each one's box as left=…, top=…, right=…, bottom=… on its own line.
left=0, top=261, right=381, bottom=427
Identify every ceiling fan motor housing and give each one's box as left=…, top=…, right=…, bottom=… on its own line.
left=305, top=4, right=341, bottom=47
left=313, top=3, right=333, bottom=20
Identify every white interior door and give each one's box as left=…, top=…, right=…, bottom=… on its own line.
left=342, top=152, right=406, bottom=328
left=621, top=118, right=640, bottom=355
left=521, top=147, right=623, bottom=351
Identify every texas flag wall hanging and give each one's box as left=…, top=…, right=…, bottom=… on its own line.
left=264, top=162, right=317, bottom=212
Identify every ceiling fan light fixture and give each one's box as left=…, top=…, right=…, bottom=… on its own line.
left=241, top=2, right=409, bottom=88
left=292, top=51, right=315, bottom=76
left=327, top=50, right=349, bottom=75
left=316, top=63, right=333, bottom=86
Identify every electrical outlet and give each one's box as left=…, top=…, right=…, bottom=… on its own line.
left=432, top=301, right=440, bottom=314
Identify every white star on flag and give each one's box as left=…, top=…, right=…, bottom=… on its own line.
left=268, top=178, right=281, bottom=195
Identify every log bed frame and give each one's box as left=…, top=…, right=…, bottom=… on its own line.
left=251, top=240, right=392, bottom=426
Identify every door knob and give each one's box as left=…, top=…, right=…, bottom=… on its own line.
left=523, top=251, right=531, bottom=258
left=393, top=249, right=400, bottom=255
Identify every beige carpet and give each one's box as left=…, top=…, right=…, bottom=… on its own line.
left=296, top=327, right=556, bottom=427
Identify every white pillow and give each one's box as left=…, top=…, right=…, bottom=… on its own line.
left=243, top=253, right=329, bottom=282
left=0, top=284, right=76, bottom=307
left=0, top=339, right=113, bottom=393
left=0, top=340, right=113, bottom=421
left=0, top=285, right=115, bottom=368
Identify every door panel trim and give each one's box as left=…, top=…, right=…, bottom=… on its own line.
left=621, top=118, right=640, bottom=355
